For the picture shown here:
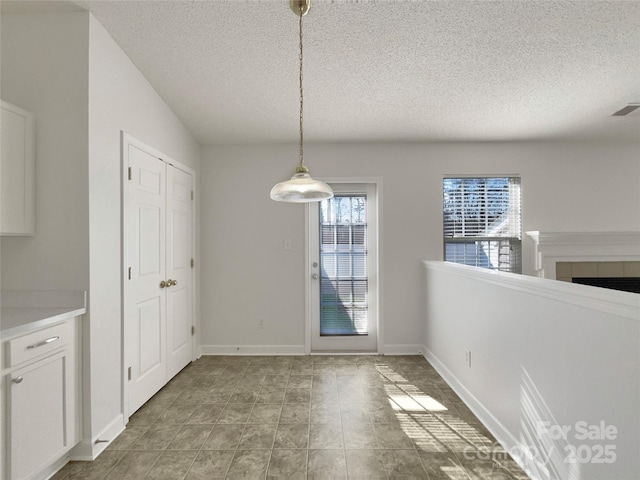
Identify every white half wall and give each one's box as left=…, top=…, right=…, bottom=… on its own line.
left=200, top=142, right=640, bottom=351
left=423, top=261, right=640, bottom=480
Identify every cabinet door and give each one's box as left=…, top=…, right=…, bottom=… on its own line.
left=1, top=100, right=35, bottom=236
left=8, top=352, right=68, bottom=480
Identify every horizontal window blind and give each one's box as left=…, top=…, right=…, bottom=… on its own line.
left=319, top=195, right=369, bottom=336
left=443, top=177, right=521, bottom=273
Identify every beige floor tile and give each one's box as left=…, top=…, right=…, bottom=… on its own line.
left=278, top=403, right=310, bottom=424
left=167, top=425, right=213, bottom=450
left=342, top=422, right=378, bottom=449
left=307, top=449, right=347, bottom=479
left=185, top=450, right=234, bottom=479
left=249, top=403, right=282, bottom=424
left=203, top=424, right=245, bottom=450
left=157, top=403, right=199, bottom=425
left=132, top=424, right=179, bottom=450
left=60, top=355, right=529, bottom=479
left=380, top=449, right=429, bottom=478
left=106, top=450, right=160, bottom=479
left=238, top=424, right=277, bottom=449
left=186, top=404, right=224, bottom=424
left=310, top=403, right=341, bottom=423
left=267, top=449, right=307, bottom=479
left=145, top=450, right=198, bottom=480
left=284, top=387, right=311, bottom=404
left=218, top=403, right=253, bottom=424
left=309, top=423, right=344, bottom=449
left=274, top=423, right=309, bottom=449
left=345, top=449, right=387, bottom=479
left=226, top=449, right=271, bottom=479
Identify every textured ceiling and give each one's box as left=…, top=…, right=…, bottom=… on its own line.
left=8, top=0, right=640, bottom=144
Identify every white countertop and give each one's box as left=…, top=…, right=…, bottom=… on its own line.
left=1, top=290, right=87, bottom=339
left=1, top=307, right=86, bottom=339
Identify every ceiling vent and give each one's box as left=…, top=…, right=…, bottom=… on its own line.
left=612, top=104, right=640, bottom=116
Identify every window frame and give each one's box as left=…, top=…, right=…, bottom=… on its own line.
left=443, top=175, right=522, bottom=274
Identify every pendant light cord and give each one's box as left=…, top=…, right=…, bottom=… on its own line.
left=298, top=8, right=305, bottom=168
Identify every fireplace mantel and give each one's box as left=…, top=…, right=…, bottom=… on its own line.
left=526, top=231, right=640, bottom=279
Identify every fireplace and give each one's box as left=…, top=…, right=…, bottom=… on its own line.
left=554, top=260, right=640, bottom=293
left=526, top=232, right=640, bottom=293
left=572, top=277, right=640, bottom=294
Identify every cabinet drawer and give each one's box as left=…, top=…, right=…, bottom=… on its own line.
left=7, top=321, right=73, bottom=367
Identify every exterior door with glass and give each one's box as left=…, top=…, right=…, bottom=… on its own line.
left=309, top=183, right=378, bottom=352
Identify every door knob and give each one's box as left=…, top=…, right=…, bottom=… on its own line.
left=160, top=280, right=167, bottom=288
left=311, top=273, right=319, bottom=280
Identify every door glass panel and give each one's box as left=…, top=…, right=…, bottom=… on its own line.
left=319, top=195, right=368, bottom=336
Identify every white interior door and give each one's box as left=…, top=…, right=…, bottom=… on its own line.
left=125, top=144, right=167, bottom=414
left=309, top=183, right=378, bottom=352
left=124, top=136, right=194, bottom=416
left=166, top=165, right=193, bottom=379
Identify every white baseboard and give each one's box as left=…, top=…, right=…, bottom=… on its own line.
left=423, top=348, right=516, bottom=444
left=31, top=453, right=71, bottom=480
left=200, top=344, right=427, bottom=356
left=70, top=414, right=125, bottom=461
left=380, top=344, right=425, bottom=355
left=200, top=345, right=306, bottom=356
left=423, top=348, right=544, bottom=479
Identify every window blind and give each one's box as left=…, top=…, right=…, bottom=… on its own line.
left=319, top=195, right=369, bottom=336
left=443, top=177, right=521, bottom=273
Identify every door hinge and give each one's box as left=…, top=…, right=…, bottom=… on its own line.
left=190, top=258, right=194, bottom=268
left=191, top=190, right=194, bottom=201
left=128, top=166, right=132, bottom=180
left=191, top=326, right=195, bottom=336
left=127, top=367, right=132, bottom=381
left=128, top=267, right=131, bottom=280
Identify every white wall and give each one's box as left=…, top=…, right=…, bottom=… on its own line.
left=86, top=14, right=200, bottom=449
left=1, top=12, right=90, bottom=292
left=200, top=141, right=640, bottom=352
left=422, top=261, right=640, bottom=480
left=0, top=9, right=202, bottom=459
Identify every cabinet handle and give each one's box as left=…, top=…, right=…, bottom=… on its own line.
left=12, top=376, right=23, bottom=384
left=26, top=336, right=60, bottom=349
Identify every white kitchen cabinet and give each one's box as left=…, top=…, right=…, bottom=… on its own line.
left=2, top=316, right=80, bottom=480
left=8, top=352, right=69, bottom=480
left=1, top=100, right=35, bottom=236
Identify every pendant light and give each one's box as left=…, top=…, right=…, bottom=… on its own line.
left=270, top=0, right=333, bottom=203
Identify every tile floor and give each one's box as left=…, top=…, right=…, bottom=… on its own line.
left=54, top=355, right=529, bottom=479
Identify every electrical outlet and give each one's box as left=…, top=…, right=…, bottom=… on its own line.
left=284, top=238, right=292, bottom=251
left=465, top=349, right=471, bottom=367
left=258, top=319, right=265, bottom=329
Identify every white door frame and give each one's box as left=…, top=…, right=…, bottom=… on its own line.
left=121, top=132, right=197, bottom=420
left=304, top=177, right=383, bottom=354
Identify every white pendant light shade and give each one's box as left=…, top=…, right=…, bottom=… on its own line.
left=270, top=0, right=333, bottom=204
left=270, top=167, right=333, bottom=203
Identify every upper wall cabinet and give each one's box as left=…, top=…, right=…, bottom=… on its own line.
left=1, top=100, right=35, bottom=236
